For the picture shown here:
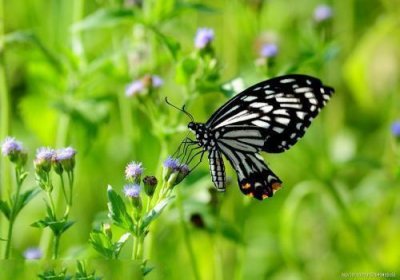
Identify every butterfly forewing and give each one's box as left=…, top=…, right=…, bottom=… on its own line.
left=208, top=74, right=334, bottom=153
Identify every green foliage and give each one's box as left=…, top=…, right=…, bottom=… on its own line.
left=1, top=0, right=400, bottom=279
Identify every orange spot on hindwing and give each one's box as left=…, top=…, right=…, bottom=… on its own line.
left=242, top=183, right=251, bottom=190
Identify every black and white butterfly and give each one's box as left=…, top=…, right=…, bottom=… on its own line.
left=170, top=74, right=334, bottom=200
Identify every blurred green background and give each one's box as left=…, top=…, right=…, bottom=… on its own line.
left=1, top=0, right=400, bottom=279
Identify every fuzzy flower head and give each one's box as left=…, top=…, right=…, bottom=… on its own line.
left=1, top=137, right=27, bottom=166
left=53, top=147, right=76, bottom=173
left=125, top=75, right=163, bottom=97
left=260, top=43, right=278, bottom=58
left=392, top=121, right=400, bottom=137
left=34, top=147, right=55, bottom=173
left=125, top=161, right=144, bottom=182
left=123, top=183, right=141, bottom=198
left=23, top=247, right=42, bottom=260
left=314, top=4, right=333, bottom=22
left=194, top=28, right=215, bottom=49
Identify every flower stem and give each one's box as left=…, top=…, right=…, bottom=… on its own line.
left=53, top=234, right=60, bottom=259
left=0, top=0, right=11, bottom=257
left=176, top=189, right=200, bottom=280
left=4, top=167, right=24, bottom=259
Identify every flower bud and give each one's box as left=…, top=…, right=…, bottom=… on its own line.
left=102, top=223, right=112, bottom=240
left=34, top=147, right=55, bottom=173
left=143, top=175, right=158, bottom=197
left=175, top=164, right=190, bottom=185
left=54, top=147, right=76, bottom=173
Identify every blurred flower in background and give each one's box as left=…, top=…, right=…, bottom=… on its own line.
left=123, top=183, right=141, bottom=198
left=23, top=247, right=42, bottom=260
left=259, top=43, right=278, bottom=58
left=194, top=28, right=214, bottom=49
left=125, top=75, right=163, bottom=97
left=391, top=121, right=400, bottom=137
left=34, top=147, right=55, bottom=173
left=1, top=137, right=27, bottom=166
left=314, top=4, right=333, bottom=22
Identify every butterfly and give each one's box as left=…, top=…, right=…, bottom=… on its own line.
left=169, top=74, right=334, bottom=200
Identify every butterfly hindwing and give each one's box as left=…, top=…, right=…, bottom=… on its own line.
left=217, top=142, right=282, bottom=200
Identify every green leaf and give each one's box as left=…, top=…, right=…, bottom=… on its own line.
left=141, top=196, right=174, bottom=231
left=148, top=27, right=181, bottom=60
left=32, top=218, right=75, bottom=236
left=114, top=233, right=130, bottom=258
left=0, top=200, right=11, bottom=220
left=107, top=186, right=134, bottom=231
left=89, top=230, right=115, bottom=259
left=13, top=187, right=40, bottom=217
left=72, top=8, right=137, bottom=31
left=175, top=57, right=198, bottom=84
left=175, top=2, right=217, bottom=13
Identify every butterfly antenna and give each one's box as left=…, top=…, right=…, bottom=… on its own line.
left=165, top=97, right=194, bottom=122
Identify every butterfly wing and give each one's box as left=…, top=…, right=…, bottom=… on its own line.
left=206, top=74, right=334, bottom=153
left=208, top=148, right=226, bottom=191
left=216, top=141, right=282, bottom=200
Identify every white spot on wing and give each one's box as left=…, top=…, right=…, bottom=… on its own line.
left=296, top=111, right=307, bottom=119
left=281, top=103, right=302, bottom=109
left=295, top=87, right=312, bottom=93
left=249, top=102, right=270, bottom=108
left=242, top=96, right=258, bottom=102
left=275, top=117, right=290, bottom=125
left=272, top=126, right=284, bottom=134
left=260, top=105, right=274, bottom=113
left=274, top=109, right=289, bottom=116
left=252, top=120, right=270, bottom=128
left=280, top=78, right=295, bottom=83
left=223, top=129, right=261, bottom=138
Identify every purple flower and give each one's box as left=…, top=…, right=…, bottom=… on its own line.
left=55, top=147, right=76, bottom=161
left=1, top=137, right=23, bottom=156
left=34, top=147, right=55, bottom=173
left=23, top=247, right=42, bottom=260
left=125, top=161, right=144, bottom=180
left=194, top=28, right=214, bottom=49
left=151, top=75, right=164, bottom=88
left=125, top=75, right=164, bottom=97
left=175, top=164, right=190, bottom=185
left=36, top=147, right=55, bottom=161
left=314, top=4, right=333, bottom=22
left=260, top=43, right=278, bottom=58
left=163, top=156, right=180, bottom=170
left=54, top=147, right=76, bottom=173
left=125, top=80, right=144, bottom=97
left=123, top=183, right=141, bottom=198
left=392, top=121, right=400, bottom=137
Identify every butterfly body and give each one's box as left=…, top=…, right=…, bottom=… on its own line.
left=184, top=74, right=334, bottom=200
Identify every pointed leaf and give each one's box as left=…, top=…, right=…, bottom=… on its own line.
left=0, top=200, right=11, bottom=220
left=141, top=196, right=174, bottom=230
left=14, top=187, right=40, bottom=217
left=72, top=8, right=137, bottom=31
left=107, top=186, right=134, bottom=231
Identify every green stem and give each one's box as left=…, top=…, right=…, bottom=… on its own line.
left=176, top=189, right=200, bottom=280
left=53, top=234, right=60, bottom=259
left=4, top=219, right=14, bottom=259
left=0, top=0, right=10, bottom=257
left=4, top=167, right=24, bottom=259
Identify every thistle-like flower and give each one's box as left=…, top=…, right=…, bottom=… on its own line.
left=175, top=164, right=190, bottom=185
left=1, top=137, right=27, bottom=166
left=125, top=161, right=144, bottom=183
left=34, top=147, right=55, bottom=173
left=194, top=27, right=214, bottom=49
left=123, top=183, right=142, bottom=210
left=53, top=147, right=76, bottom=173
left=163, top=156, right=180, bottom=180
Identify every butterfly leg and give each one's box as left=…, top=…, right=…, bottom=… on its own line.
left=173, top=137, right=198, bottom=159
